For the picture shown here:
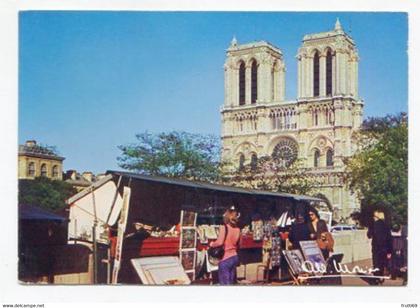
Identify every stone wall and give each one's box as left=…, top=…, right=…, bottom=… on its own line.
left=332, top=230, right=372, bottom=264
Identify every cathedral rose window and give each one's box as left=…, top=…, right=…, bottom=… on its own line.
left=272, top=139, right=298, bottom=167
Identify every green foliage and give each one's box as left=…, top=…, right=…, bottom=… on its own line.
left=117, top=131, right=222, bottom=182
left=345, top=112, right=408, bottom=225
left=19, top=177, right=77, bottom=211
left=223, top=156, right=321, bottom=196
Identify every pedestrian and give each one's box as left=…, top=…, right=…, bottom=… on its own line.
left=307, top=207, right=332, bottom=260
left=288, top=212, right=311, bottom=250
left=390, top=224, right=405, bottom=280
left=367, top=210, right=392, bottom=285
left=209, top=205, right=241, bottom=285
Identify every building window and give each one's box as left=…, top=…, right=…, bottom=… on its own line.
left=326, top=50, right=333, bottom=95
left=313, top=51, right=320, bottom=97
left=272, top=139, right=298, bottom=168
left=251, top=60, right=258, bottom=103
left=313, top=109, right=319, bottom=126
left=239, top=154, right=245, bottom=171
left=239, top=61, right=246, bottom=105
left=314, top=149, right=320, bottom=168
left=41, top=163, right=47, bottom=177
left=52, top=165, right=59, bottom=178
left=28, top=162, right=35, bottom=177
left=271, top=65, right=275, bottom=100
left=326, top=149, right=334, bottom=167
left=251, top=154, right=258, bottom=172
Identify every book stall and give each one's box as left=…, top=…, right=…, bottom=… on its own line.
left=67, top=170, right=332, bottom=285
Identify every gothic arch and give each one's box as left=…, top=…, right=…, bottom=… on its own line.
left=238, top=152, right=245, bottom=170
left=313, top=193, right=334, bottom=212
left=313, top=148, right=321, bottom=167
left=325, top=48, right=334, bottom=96
left=265, top=135, right=299, bottom=155
left=313, top=50, right=320, bottom=96
left=247, top=57, right=259, bottom=67
left=321, top=46, right=335, bottom=56
left=326, top=147, right=334, bottom=167
left=250, top=152, right=258, bottom=171
left=308, top=47, right=321, bottom=57
left=238, top=60, right=246, bottom=105
left=250, top=58, right=258, bottom=103
left=235, top=58, right=246, bottom=69
left=233, top=141, right=258, bottom=158
left=307, top=135, right=334, bottom=156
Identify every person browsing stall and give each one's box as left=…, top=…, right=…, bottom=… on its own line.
left=209, top=205, right=241, bottom=285
left=288, top=213, right=311, bottom=250
left=307, top=207, right=331, bottom=260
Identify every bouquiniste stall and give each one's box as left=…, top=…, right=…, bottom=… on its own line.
left=67, top=170, right=328, bottom=284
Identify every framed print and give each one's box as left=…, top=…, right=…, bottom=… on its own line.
left=283, top=249, right=306, bottom=276
left=299, top=240, right=326, bottom=273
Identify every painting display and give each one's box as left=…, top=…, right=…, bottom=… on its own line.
left=283, top=249, right=306, bottom=276
left=299, top=240, right=326, bottom=273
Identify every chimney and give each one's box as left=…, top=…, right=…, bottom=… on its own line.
left=66, top=170, right=77, bottom=181
left=82, top=172, right=93, bottom=182
left=25, top=140, right=37, bottom=147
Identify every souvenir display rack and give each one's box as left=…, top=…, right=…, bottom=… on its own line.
left=179, top=209, right=198, bottom=281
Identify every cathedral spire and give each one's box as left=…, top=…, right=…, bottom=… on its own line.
left=230, top=35, right=238, bottom=47
left=335, top=18, right=343, bottom=31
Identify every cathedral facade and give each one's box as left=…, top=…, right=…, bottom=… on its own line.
left=220, top=20, right=364, bottom=220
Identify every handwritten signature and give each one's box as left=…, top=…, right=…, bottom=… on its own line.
left=298, top=260, right=389, bottom=280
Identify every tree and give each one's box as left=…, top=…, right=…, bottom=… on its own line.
left=19, top=177, right=77, bottom=211
left=345, top=112, right=408, bottom=226
left=222, top=155, right=322, bottom=196
left=117, top=131, right=221, bottom=182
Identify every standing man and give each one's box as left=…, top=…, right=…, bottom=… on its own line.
left=288, top=213, right=311, bottom=250
left=367, top=210, right=393, bottom=284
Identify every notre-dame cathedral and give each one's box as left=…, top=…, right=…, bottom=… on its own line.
left=220, top=19, right=364, bottom=221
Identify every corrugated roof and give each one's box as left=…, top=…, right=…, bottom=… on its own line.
left=105, top=170, right=323, bottom=202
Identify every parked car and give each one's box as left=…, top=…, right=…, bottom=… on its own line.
left=330, top=224, right=357, bottom=232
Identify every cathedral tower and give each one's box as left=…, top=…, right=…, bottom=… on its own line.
left=297, top=19, right=359, bottom=100
left=221, top=20, right=364, bottom=221
left=224, top=38, right=286, bottom=107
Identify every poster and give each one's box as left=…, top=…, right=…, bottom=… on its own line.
left=283, top=249, right=306, bottom=276
left=179, top=209, right=198, bottom=280
left=299, top=240, right=326, bottom=274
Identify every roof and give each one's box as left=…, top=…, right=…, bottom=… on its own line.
left=19, top=204, right=68, bottom=222
left=18, top=144, right=65, bottom=161
left=66, top=174, right=114, bottom=204
left=65, top=178, right=92, bottom=187
left=228, top=40, right=282, bottom=54
left=105, top=170, right=323, bottom=202
left=66, top=170, right=323, bottom=205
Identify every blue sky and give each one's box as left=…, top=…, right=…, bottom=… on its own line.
left=19, top=12, right=408, bottom=174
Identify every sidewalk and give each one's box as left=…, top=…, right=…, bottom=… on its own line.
left=340, top=259, right=405, bottom=286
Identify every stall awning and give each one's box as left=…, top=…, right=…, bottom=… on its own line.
left=19, top=204, right=68, bottom=222
left=105, top=170, right=323, bottom=203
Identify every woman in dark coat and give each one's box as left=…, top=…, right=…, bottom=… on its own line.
left=367, top=210, right=393, bottom=284
left=307, top=208, right=330, bottom=260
